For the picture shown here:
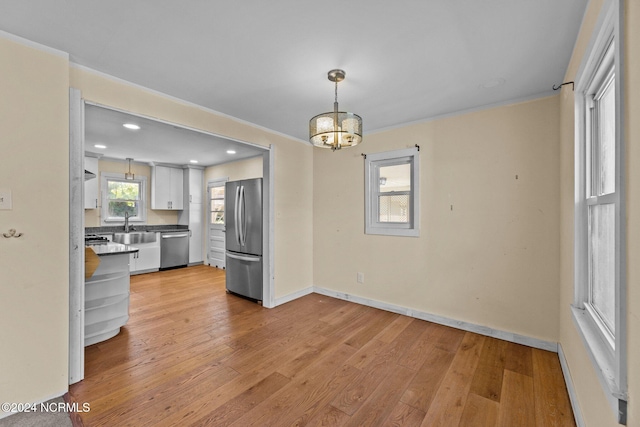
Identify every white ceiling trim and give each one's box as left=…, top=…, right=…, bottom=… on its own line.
left=0, top=29, right=68, bottom=59
left=366, top=91, right=559, bottom=137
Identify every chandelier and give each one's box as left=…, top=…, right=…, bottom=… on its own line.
left=309, top=69, right=362, bottom=151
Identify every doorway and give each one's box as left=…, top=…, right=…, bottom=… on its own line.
left=69, top=90, right=275, bottom=384
left=207, top=179, right=227, bottom=269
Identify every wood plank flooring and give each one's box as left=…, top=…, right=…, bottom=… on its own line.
left=69, top=265, right=576, bottom=426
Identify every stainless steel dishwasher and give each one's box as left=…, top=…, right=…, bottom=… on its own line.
left=160, top=231, right=189, bottom=269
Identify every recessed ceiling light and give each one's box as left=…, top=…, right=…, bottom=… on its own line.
left=480, top=78, right=506, bottom=89
left=123, top=123, right=140, bottom=130
left=94, top=144, right=107, bottom=149
left=190, top=160, right=198, bottom=164
left=226, top=150, right=236, bottom=154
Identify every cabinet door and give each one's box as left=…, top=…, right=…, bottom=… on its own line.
left=188, top=204, right=203, bottom=263
left=171, top=167, right=184, bottom=210
left=152, top=166, right=172, bottom=209
left=136, top=245, right=161, bottom=271
left=189, top=169, right=204, bottom=204
left=84, top=156, right=99, bottom=209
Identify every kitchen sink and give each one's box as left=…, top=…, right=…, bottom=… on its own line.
left=112, top=231, right=156, bottom=245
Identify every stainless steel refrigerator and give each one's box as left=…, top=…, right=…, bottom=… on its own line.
left=225, top=178, right=263, bottom=301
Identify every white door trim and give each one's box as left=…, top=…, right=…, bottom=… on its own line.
left=206, top=177, right=228, bottom=269
left=69, top=88, right=84, bottom=384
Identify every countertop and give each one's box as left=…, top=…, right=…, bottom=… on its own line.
left=87, top=242, right=139, bottom=256
left=86, top=225, right=189, bottom=235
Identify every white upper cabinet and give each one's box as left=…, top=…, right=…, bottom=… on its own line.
left=188, top=168, right=204, bottom=204
left=151, top=165, right=184, bottom=210
left=84, top=156, right=99, bottom=209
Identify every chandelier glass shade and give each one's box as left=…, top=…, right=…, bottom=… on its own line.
left=309, top=69, right=362, bottom=150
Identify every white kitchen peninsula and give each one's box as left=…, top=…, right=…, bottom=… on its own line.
left=85, top=243, right=138, bottom=346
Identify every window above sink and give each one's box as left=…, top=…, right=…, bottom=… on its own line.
left=102, top=172, right=147, bottom=224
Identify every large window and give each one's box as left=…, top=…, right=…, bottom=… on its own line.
left=365, top=147, right=419, bottom=237
left=573, top=0, right=626, bottom=422
left=101, top=173, right=147, bottom=223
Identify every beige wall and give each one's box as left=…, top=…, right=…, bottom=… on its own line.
left=557, top=0, right=640, bottom=425
left=84, top=158, right=178, bottom=227
left=0, top=37, right=70, bottom=406
left=314, top=95, right=561, bottom=343
left=204, top=156, right=264, bottom=183
left=70, top=67, right=314, bottom=300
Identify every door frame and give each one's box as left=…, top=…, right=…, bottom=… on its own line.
left=68, top=96, right=276, bottom=383
left=69, top=88, right=85, bottom=384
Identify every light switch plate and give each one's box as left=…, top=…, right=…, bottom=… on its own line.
left=0, top=189, right=12, bottom=210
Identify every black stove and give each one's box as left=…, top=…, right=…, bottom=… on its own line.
left=85, top=234, right=109, bottom=245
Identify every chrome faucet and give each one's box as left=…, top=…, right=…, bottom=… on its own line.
left=124, top=212, right=131, bottom=232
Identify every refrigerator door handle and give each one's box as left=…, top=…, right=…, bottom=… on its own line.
left=234, top=185, right=241, bottom=246
left=239, top=185, right=246, bottom=246
left=227, top=252, right=261, bottom=262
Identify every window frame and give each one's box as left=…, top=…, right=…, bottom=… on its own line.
left=572, top=0, right=627, bottom=422
left=101, top=172, right=147, bottom=224
left=208, top=180, right=226, bottom=228
left=365, top=147, right=419, bottom=237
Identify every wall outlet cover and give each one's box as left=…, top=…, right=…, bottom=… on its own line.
left=0, top=189, right=12, bottom=210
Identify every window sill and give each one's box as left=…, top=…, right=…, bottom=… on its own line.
left=571, top=305, right=627, bottom=423
left=365, top=227, right=419, bottom=237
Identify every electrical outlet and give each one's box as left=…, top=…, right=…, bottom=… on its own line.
left=357, top=272, right=364, bottom=284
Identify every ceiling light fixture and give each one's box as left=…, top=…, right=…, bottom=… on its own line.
left=226, top=150, right=236, bottom=154
left=309, top=69, right=362, bottom=151
left=125, top=158, right=135, bottom=180
left=123, top=123, right=140, bottom=130
left=94, top=144, right=107, bottom=149
left=190, top=160, right=198, bottom=164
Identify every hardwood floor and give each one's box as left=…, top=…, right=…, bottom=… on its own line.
left=70, top=265, right=576, bottom=426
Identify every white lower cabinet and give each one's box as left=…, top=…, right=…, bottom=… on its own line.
left=85, top=252, right=130, bottom=346
left=129, top=233, right=161, bottom=274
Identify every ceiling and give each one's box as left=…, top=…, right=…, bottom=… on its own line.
left=1, top=1, right=587, bottom=144
left=84, top=105, right=264, bottom=166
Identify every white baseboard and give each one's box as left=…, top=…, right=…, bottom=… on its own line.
left=273, top=286, right=314, bottom=306
left=312, top=286, right=558, bottom=353
left=558, top=343, right=585, bottom=427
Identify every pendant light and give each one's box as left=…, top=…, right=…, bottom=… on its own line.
left=309, top=69, right=362, bottom=151
left=125, top=158, right=135, bottom=180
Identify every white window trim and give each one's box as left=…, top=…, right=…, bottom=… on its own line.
left=207, top=177, right=228, bottom=230
left=572, top=0, right=627, bottom=423
left=365, top=147, right=419, bottom=237
left=101, top=172, right=148, bottom=224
